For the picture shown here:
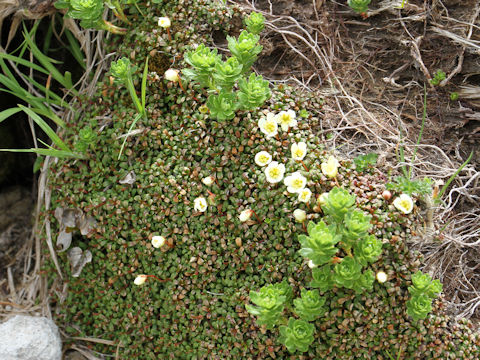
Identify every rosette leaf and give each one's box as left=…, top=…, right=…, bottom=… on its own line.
left=352, top=270, right=375, bottom=294
left=238, top=73, right=271, bottom=110
left=408, top=271, right=442, bottom=298
left=298, top=221, right=341, bottom=266
left=354, top=235, right=382, bottom=266
left=206, top=91, right=238, bottom=121
left=279, top=318, right=315, bottom=353
left=333, top=257, right=362, bottom=290
left=110, top=57, right=131, bottom=81
left=245, top=284, right=286, bottom=329
left=244, top=12, right=265, bottom=35
left=406, top=293, right=433, bottom=321
left=293, top=289, right=326, bottom=322
left=183, top=44, right=221, bottom=88
left=310, top=265, right=334, bottom=292
left=342, top=210, right=372, bottom=246
left=227, top=30, right=262, bottom=72
left=212, top=57, right=243, bottom=91
left=347, top=0, right=371, bottom=13
left=63, top=0, right=104, bottom=28
left=321, top=187, right=356, bottom=222
left=272, top=280, right=293, bottom=306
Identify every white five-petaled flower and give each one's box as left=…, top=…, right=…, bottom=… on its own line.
left=239, top=209, right=253, bottom=222
left=321, top=155, right=340, bottom=178
left=376, top=271, right=388, bottom=283
left=264, top=161, right=285, bottom=183
left=158, top=17, right=171, bottom=28
left=284, top=172, right=307, bottom=193
left=202, top=176, right=214, bottom=186
left=393, top=194, right=414, bottom=214
left=134, top=275, right=148, bottom=285
left=307, top=260, right=317, bottom=269
left=275, top=110, right=297, bottom=131
left=164, top=69, right=179, bottom=82
left=194, top=197, right=208, bottom=212
left=293, top=209, right=307, bottom=223
left=151, top=236, right=166, bottom=248
left=258, top=113, right=278, bottom=138
left=298, top=188, right=312, bottom=203
left=291, top=142, right=307, bottom=161
left=254, top=151, right=272, bottom=167
left=317, top=192, right=329, bottom=206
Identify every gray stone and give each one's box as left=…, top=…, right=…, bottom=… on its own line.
left=0, top=315, right=62, bottom=360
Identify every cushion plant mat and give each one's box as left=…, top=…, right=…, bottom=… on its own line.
left=44, top=0, right=480, bottom=358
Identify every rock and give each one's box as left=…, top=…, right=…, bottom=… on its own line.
left=0, top=315, right=62, bottom=360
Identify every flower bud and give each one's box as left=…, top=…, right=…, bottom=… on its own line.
left=376, top=271, right=388, bottom=283
left=382, top=190, right=392, bottom=201
left=293, top=209, right=306, bottom=222
left=202, top=176, right=214, bottom=186
left=134, top=275, right=148, bottom=285
left=239, top=209, right=253, bottom=222
left=164, top=69, right=179, bottom=82
left=151, top=236, right=165, bottom=248
left=307, top=260, right=317, bottom=269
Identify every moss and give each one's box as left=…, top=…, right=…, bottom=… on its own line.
left=44, top=0, right=480, bottom=359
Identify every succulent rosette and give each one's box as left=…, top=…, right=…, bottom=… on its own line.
left=279, top=318, right=315, bottom=353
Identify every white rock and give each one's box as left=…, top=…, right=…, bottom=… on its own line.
left=0, top=315, right=62, bottom=360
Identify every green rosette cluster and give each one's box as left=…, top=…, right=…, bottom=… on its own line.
left=407, top=271, right=443, bottom=320
left=182, top=12, right=270, bottom=120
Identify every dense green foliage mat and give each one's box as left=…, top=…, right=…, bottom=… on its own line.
left=45, top=0, right=480, bottom=358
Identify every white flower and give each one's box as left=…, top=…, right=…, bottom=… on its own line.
left=275, top=110, right=297, bottom=131
left=134, top=275, right=148, bottom=285
left=258, top=113, right=278, bottom=138
left=317, top=192, right=329, bottom=206
left=321, top=155, right=340, bottom=178
left=393, top=194, right=414, bottom=214
left=194, top=197, right=208, bottom=212
left=293, top=209, right=306, bottom=222
left=264, top=161, right=285, bottom=183
left=239, top=209, right=253, bottom=222
left=376, top=271, right=388, bottom=283
left=254, top=151, right=272, bottom=167
left=202, top=176, right=214, bottom=186
left=158, top=17, right=171, bottom=28
left=298, top=188, right=312, bottom=203
left=284, top=172, right=307, bottom=193
left=164, top=69, right=179, bottom=82
left=151, top=236, right=165, bottom=248
left=307, top=260, right=317, bottom=269
left=291, top=142, right=307, bottom=161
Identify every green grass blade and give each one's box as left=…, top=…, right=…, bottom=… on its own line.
left=0, top=107, right=23, bottom=123
left=141, top=57, right=149, bottom=111
left=18, top=105, right=70, bottom=151
left=22, top=24, right=78, bottom=95
left=0, top=52, right=51, bottom=76
left=118, top=113, right=142, bottom=160
left=64, top=29, right=86, bottom=70
left=0, top=147, right=81, bottom=158
left=436, top=151, right=474, bottom=201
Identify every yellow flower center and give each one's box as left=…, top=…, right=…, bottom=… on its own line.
left=269, top=168, right=280, bottom=178
left=292, top=179, right=304, bottom=189
left=399, top=200, right=410, bottom=210
left=259, top=155, right=268, bottom=164
left=294, top=149, right=304, bottom=158
left=279, top=114, right=291, bottom=124
left=265, top=121, right=276, bottom=133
